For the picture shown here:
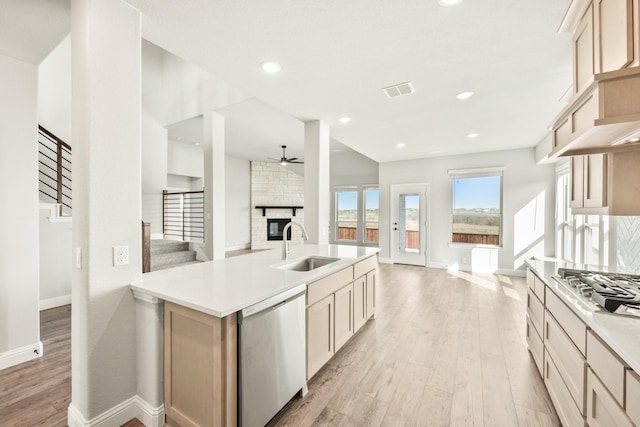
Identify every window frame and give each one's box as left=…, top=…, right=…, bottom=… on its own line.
left=448, top=167, right=504, bottom=248
left=363, top=186, right=380, bottom=244
left=331, top=184, right=379, bottom=247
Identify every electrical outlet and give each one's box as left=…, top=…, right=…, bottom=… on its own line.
left=113, top=245, right=129, bottom=266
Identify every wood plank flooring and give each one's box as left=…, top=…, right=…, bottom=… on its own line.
left=269, top=264, right=560, bottom=427
left=1, top=264, right=559, bottom=427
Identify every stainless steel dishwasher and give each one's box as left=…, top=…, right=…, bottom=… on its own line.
left=238, top=284, right=307, bottom=427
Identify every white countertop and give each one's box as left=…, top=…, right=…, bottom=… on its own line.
left=130, top=244, right=380, bottom=318
left=525, top=258, right=640, bottom=374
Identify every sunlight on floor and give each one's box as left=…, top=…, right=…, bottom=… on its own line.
left=447, top=269, right=522, bottom=301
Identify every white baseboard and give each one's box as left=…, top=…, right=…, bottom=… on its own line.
left=496, top=269, right=526, bottom=277
left=40, top=294, right=72, bottom=311
left=68, top=396, right=164, bottom=427
left=377, top=257, right=392, bottom=264
left=427, top=262, right=525, bottom=277
left=150, top=233, right=163, bottom=240
left=0, top=341, right=43, bottom=370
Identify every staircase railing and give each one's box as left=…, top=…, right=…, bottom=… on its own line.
left=38, top=125, right=72, bottom=214
left=163, top=190, right=205, bottom=243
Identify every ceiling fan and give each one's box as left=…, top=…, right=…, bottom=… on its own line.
left=269, top=145, right=304, bottom=165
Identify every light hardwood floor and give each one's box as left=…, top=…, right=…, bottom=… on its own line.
left=1, top=264, right=559, bottom=427
left=269, top=264, right=560, bottom=427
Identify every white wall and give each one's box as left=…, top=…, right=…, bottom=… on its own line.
left=0, top=54, right=42, bottom=368
left=379, top=148, right=556, bottom=274
left=141, top=110, right=167, bottom=237
left=225, top=156, right=251, bottom=249
left=330, top=142, right=379, bottom=187
left=167, top=139, right=204, bottom=178
left=38, top=35, right=71, bottom=144
left=39, top=210, right=72, bottom=309
left=70, top=0, right=140, bottom=420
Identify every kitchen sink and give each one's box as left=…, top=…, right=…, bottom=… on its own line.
left=276, top=256, right=340, bottom=272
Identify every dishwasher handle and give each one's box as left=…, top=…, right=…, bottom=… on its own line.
left=238, top=284, right=307, bottom=323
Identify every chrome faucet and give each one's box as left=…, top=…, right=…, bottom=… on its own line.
left=282, top=221, right=309, bottom=260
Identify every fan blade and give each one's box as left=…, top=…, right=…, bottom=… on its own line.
left=287, top=157, right=298, bottom=162
left=289, top=161, right=304, bottom=164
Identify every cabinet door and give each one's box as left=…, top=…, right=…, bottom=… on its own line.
left=307, top=294, right=334, bottom=380
left=583, top=153, right=607, bottom=208
left=574, top=4, right=594, bottom=94
left=570, top=156, right=585, bottom=209
left=366, top=270, right=376, bottom=319
left=334, top=283, right=354, bottom=352
left=353, top=275, right=367, bottom=333
left=587, top=368, right=633, bottom=427
left=595, top=0, right=633, bottom=73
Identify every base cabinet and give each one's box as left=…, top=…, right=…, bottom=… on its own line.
left=586, top=368, right=634, bottom=427
left=306, top=294, right=335, bottom=379
left=334, top=283, right=354, bottom=352
left=306, top=255, right=378, bottom=380
left=164, top=302, right=237, bottom=427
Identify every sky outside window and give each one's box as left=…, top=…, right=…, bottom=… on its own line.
left=453, top=176, right=501, bottom=211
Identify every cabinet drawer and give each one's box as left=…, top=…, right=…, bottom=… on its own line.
left=526, top=315, right=544, bottom=377
left=526, top=269, right=545, bottom=303
left=626, top=370, right=640, bottom=425
left=587, top=330, right=627, bottom=406
left=354, top=255, right=377, bottom=279
left=545, top=311, right=587, bottom=414
left=546, top=288, right=586, bottom=355
left=587, top=368, right=633, bottom=427
left=307, top=266, right=353, bottom=306
left=544, top=350, right=586, bottom=427
left=527, top=288, right=544, bottom=336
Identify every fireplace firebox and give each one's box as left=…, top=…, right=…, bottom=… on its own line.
left=267, top=218, right=292, bottom=241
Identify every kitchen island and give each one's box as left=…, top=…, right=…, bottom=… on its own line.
left=130, top=244, right=380, bottom=427
left=525, top=258, right=640, bottom=427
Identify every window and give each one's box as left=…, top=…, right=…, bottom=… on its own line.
left=364, top=188, right=379, bottom=243
left=450, top=169, right=503, bottom=246
left=332, top=185, right=379, bottom=246
left=336, top=189, right=358, bottom=241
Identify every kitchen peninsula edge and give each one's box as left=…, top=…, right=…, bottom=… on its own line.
left=130, top=244, right=380, bottom=427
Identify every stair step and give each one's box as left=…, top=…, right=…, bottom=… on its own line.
left=152, top=260, right=202, bottom=272
left=151, top=239, right=189, bottom=255
left=151, top=250, right=197, bottom=270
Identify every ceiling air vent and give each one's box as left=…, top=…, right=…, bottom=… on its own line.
left=382, top=81, right=415, bottom=98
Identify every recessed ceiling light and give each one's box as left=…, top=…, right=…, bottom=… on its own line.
left=397, top=143, right=406, bottom=148
left=438, top=0, right=463, bottom=6
left=339, top=117, right=352, bottom=124
left=194, top=142, right=201, bottom=146
left=456, top=91, right=474, bottom=100
left=467, top=133, right=479, bottom=138
left=260, top=61, right=281, bottom=73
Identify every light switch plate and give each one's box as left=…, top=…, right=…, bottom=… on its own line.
left=113, top=245, right=129, bottom=266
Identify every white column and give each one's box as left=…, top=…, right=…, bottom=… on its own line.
left=304, top=121, right=330, bottom=244
left=70, top=0, right=141, bottom=422
left=203, top=111, right=226, bottom=260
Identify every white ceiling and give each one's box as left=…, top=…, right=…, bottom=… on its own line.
left=126, top=0, right=573, bottom=162
left=0, top=0, right=70, bottom=64
left=4, top=0, right=574, bottom=164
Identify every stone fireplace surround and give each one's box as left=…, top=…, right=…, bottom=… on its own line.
left=251, top=162, right=305, bottom=250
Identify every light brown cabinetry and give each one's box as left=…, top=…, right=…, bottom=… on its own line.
left=526, top=269, right=545, bottom=377
left=306, top=255, right=378, bottom=380
left=569, top=151, right=640, bottom=215
left=550, top=0, right=640, bottom=157
left=586, top=368, right=634, bottom=427
left=626, top=370, right=640, bottom=425
left=164, top=302, right=237, bottom=427
left=544, top=350, right=586, bottom=427
left=334, top=283, right=354, bottom=351
left=586, top=330, right=628, bottom=406
left=307, top=294, right=335, bottom=379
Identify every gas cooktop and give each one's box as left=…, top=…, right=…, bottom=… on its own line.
left=557, top=268, right=640, bottom=317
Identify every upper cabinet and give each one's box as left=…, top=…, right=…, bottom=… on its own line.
left=550, top=0, right=640, bottom=157
left=569, top=151, right=640, bottom=215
